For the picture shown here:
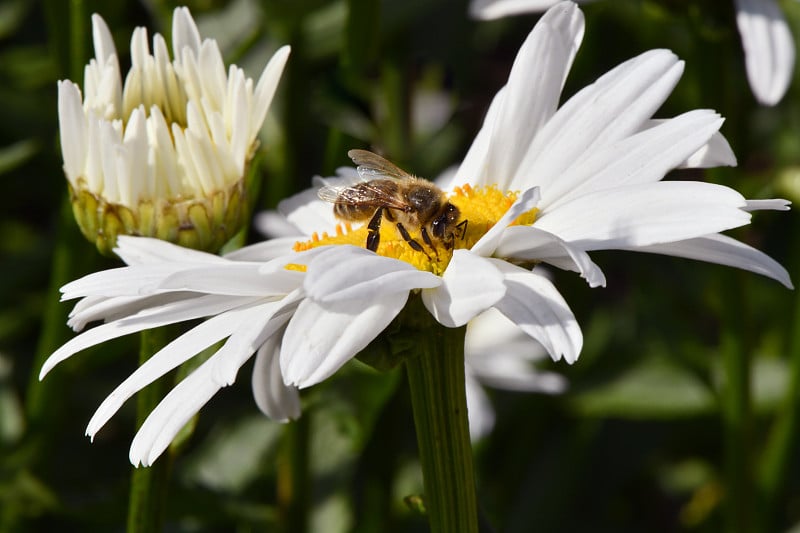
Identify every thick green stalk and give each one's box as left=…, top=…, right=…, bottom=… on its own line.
left=405, top=322, right=478, bottom=533
left=719, top=273, right=753, bottom=533
left=127, top=329, right=173, bottom=533
left=757, top=221, right=800, bottom=531
left=758, top=282, right=800, bottom=530
left=277, top=416, right=310, bottom=533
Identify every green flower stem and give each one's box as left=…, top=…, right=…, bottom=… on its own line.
left=758, top=221, right=800, bottom=531
left=719, top=272, right=753, bottom=533
left=127, top=328, right=173, bottom=533
left=277, top=416, right=310, bottom=533
left=405, top=322, right=478, bottom=533
left=758, top=280, right=800, bottom=530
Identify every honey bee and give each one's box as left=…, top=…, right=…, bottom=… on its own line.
left=318, top=149, right=467, bottom=257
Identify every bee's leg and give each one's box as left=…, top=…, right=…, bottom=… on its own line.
left=396, top=223, right=431, bottom=260
left=366, top=207, right=384, bottom=252
left=456, top=219, right=468, bottom=240
left=420, top=227, right=439, bottom=260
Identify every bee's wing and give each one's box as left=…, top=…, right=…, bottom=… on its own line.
left=348, top=149, right=413, bottom=181
left=317, top=180, right=410, bottom=210
left=317, top=184, right=347, bottom=203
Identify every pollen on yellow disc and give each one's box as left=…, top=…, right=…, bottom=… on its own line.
left=294, top=185, right=538, bottom=275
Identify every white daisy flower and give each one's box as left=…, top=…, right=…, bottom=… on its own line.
left=58, top=7, right=290, bottom=254
left=41, top=1, right=791, bottom=466
left=470, top=0, right=796, bottom=106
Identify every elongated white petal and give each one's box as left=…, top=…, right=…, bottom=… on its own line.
left=281, top=295, right=409, bottom=388
left=130, top=351, right=224, bottom=466
left=224, top=238, right=305, bottom=262
left=422, top=250, right=506, bottom=327
left=641, top=120, right=738, bottom=169
left=156, top=264, right=303, bottom=296
left=543, top=110, right=725, bottom=210
left=57, top=81, right=87, bottom=182
left=304, top=246, right=441, bottom=303
left=255, top=211, right=305, bottom=238
left=85, top=304, right=260, bottom=438
left=68, top=293, right=191, bottom=330
left=114, top=236, right=228, bottom=265
left=489, top=259, right=582, bottom=363
left=464, top=371, right=495, bottom=441
left=172, top=6, right=202, bottom=61
left=252, top=45, right=291, bottom=140
left=469, top=352, right=567, bottom=393
left=279, top=188, right=341, bottom=235
left=735, top=0, right=795, bottom=105
left=744, top=199, right=791, bottom=211
left=41, top=294, right=263, bottom=379
left=211, top=300, right=298, bottom=386
left=471, top=186, right=540, bottom=257
left=61, top=264, right=214, bottom=299
left=495, top=225, right=606, bottom=287
left=483, top=2, right=584, bottom=188
left=510, top=49, right=684, bottom=196
left=535, top=181, right=750, bottom=249
left=632, top=233, right=793, bottom=289
left=469, top=0, right=563, bottom=20
left=252, top=331, right=301, bottom=422
left=91, top=13, right=117, bottom=63
left=466, top=309, right=567, bottom=394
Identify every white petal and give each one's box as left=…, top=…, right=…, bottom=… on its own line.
left=85, top=304, right=260, bottom=438
left=156, top=264, right=303, bottom=296
left=254, top=210, right=305, bottom=238
left=281, top=295, right=408, bottom=388
left=172, top=6, right=202, bottom=61
left=495, top=225, right=606, bottom=287
left=469, top=0, right=562, bottom=20
left=641, top=120, right=738, bottom=169
left=422, top=250, right=505, bottom=327
left=534, top=181, right=750, bottom=249
left=464, top=371, right=495, bottom=441
left=91, top=14, right=117, bottom=64
left=211, top=299, right=298, bottom=386
left=744, top=198, right=791, bottom=211
left=735, top=0, right=795, bottom=105
left=198, top=39, right=227, bottom=112
left=304, top=246, right=441, bottom=303
left=129, top=351, right=223, bottom=466
left=57, top=80, right=86, bottom=182
left=252, top=45, right=291, bottom=140
left=279, top=186, right=341, bottom=236
left=489, top=259, right=582, bottom=363
left=483, top=2, right=584, bottom=188
left=510, top=49, right=684, bottom=196
left=114, top=236, right=227, bottom=266
left=223, top=238, right=303, bottom=261
left=228, top=69, right=249, bottom=173
left=252, top=331, right=301, bottom=421
left=471, top=186, right=540, bottom=257
left=543, top=110, right=726, bottom=210
left=41, top=294, right=262, bottom=379
left=469, top=352, right=567, bottom=393
left=632, top=233, right=793, bottom=289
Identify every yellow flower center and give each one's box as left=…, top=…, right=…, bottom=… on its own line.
left=293, top=184, right=538, bottom=275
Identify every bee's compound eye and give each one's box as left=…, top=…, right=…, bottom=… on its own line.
left=431, top=216, right=444, bottom=238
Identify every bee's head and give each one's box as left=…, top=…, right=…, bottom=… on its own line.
left=431, top=203, right=460, bottom=240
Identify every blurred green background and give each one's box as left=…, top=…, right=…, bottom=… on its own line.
left=1, top=0, right=799, bottom=531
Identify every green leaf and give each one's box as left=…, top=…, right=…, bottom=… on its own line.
left=570, top=356, right=716, bottom=418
